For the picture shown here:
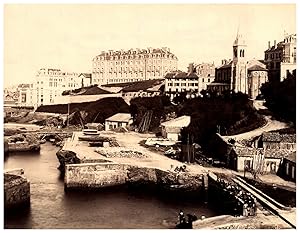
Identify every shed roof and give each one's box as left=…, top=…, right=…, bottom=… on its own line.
left=161, top=115, right=191, bottom=128
left=106, top=113, right=132, bottom=122
left=121, top=79, right=164, bottom=92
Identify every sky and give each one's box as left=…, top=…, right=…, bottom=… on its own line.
left=4, top=4, right=296, bottom=88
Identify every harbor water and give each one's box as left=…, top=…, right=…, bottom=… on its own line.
left=4, top=142, right=219, bottom=229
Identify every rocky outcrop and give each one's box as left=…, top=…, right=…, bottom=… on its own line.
left=126, top=166, right=157, bottom=184
left=56, top=149, right=80, bottom=173
left=4, top=170, right=30, bottom=210
left=4, top=128, right=22, bottom=136
left=7, top=133, right=40, bottom=152
left=155, top=169, right=204, bottom=191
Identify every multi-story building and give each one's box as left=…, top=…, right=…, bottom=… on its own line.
left=91, top=47, right=178, bottom=85
left=194, top=62, right=215, bottom=91
left=35, top=68, right=81, bottom=106
left=164, top=68, right=200, bottom=100
left=264, top=33, right=296, bottom=82
left=208, top=31, right=268, bottom=99
left=17, top=83, right=36, bottom=107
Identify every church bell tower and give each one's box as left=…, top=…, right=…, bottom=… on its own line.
left=232, top=29, right=248, bottom=93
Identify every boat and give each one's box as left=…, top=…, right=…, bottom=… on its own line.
left=89, top=142, right=103, bottom=147
left=82, top=129, right=100, bottom=136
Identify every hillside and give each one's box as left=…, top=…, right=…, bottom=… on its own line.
left=36, top=97, right=129, bottom=124
left=129, top=93, right=266, bottom=144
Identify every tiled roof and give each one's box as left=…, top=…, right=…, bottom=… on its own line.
left=262, top=132, right=296, bottom=143
left=234, top=146, right=294, bottom=159
left=106, top=113, right=132, bottom=122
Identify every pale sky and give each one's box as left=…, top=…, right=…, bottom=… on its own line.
left=4, top=4, right=296, bottom=87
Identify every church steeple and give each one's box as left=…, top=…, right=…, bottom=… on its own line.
left=233, top=28, right=247, bottom=62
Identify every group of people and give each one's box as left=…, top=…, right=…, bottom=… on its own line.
left=217, top=177, right=257, bottom=217
left=176, top=210, right=198, bottom=229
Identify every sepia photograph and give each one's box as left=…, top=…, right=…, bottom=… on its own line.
left=3, top=2, right=296, bottom=229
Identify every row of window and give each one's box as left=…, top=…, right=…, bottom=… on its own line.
left=94, top=53, right=176, bottom=61
left=166, top=88, right=198, bottom=92
left=167, top=82, right=198, bottom=87
left=265, top=52, right=282, bottom=60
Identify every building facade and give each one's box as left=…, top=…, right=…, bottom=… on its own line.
left=208, top=32, right=268, bottom=99
left=164, top=71, right=200, bottom=100
left=78, top=73, right=92, bottom=87
left=264, top=33, right=296, bottom=82
left=17, top=83, right=36, bottom=107
left=193, top=62, right=215, bottom=91
left=35, top=68, right=81, bottom=106
left=91, top=47, right=178, bottom=85
left=105, top=113, right=133, bottom=131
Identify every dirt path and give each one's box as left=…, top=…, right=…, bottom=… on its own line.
left=223, top=100, right=289, bottom=141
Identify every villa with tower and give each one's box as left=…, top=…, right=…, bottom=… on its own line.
left=208, top=31, right=268, bottom=99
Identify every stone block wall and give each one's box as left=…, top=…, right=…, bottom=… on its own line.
left=64, top=162, right=205, bottom=191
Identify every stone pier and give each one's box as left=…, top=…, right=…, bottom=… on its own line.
left=64, top=162, right=205, bottom=191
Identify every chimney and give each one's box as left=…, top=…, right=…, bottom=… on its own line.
left=188, top=63, right=194, bottom=73
left=274, top=40, right=276, bottom=46
left=268, top=41, right=270, bottom=49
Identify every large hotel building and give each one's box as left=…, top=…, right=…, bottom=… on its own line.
left=91, top=47, right=178, bottom=85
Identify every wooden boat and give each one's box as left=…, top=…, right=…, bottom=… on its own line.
left=89, top=142, right=103, bottom=147
left=82, top=129, right=100, bottom=136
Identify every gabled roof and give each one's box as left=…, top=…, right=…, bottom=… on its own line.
left=106, top=113, right=132, bottom=122
left=79, top=73, right=92, bottom=78
left=248, top=65, right=267, bottom=71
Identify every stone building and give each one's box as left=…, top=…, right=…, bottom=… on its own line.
left=17, top=84, right=36, bottom=107
left=278, top=151, right=296, bottom=182
left=208, top=32, right=268, bottom=99
left=254, top=132, right=296, bottom=151
left=34, top=68, right=83, bottom=106
left=193, top=62, right=215, bottom=91
left=91, top=47, right=178, bottom=85
left=105, top=113, right=133, bottom=131
left=264, top=33, right=296, bottom=82
left=164, top=71, right=200, bottom=100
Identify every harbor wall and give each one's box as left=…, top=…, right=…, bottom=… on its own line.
left=64, top=162, right=206, bottom=191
